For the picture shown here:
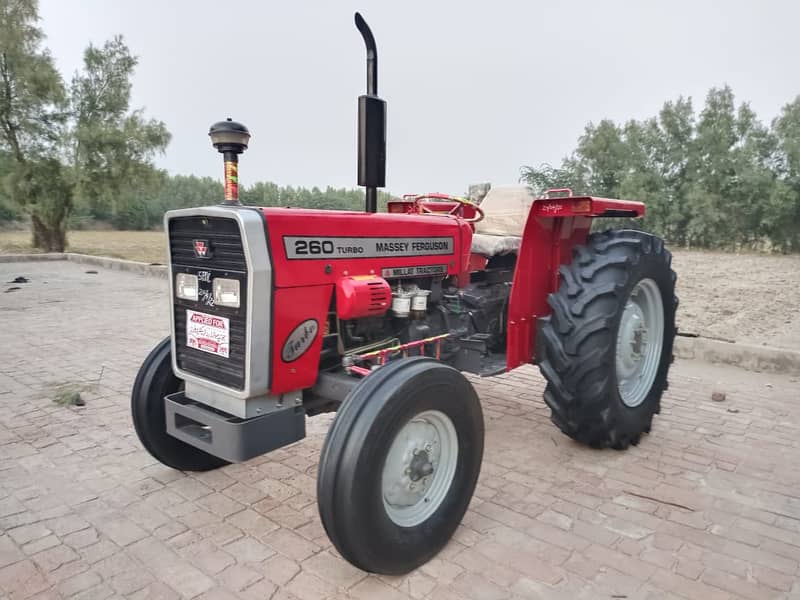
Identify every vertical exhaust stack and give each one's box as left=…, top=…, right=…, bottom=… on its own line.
left=354, top=12, right=386, bottom=213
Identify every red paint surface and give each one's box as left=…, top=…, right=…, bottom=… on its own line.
left=250, top=193, right=644, bottom=390
left=270, top=284, right=332, bottom=393
left=260, top=208, right=473, bottom=287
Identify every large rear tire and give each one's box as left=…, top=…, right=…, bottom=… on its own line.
left=538, top=230, right=677, bottom=449
left=131, top=338, right=229, bottom=471
left=317, top=357, right=484, bottom=574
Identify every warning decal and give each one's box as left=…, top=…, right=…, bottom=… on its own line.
left=186, top=310, right=230, bottom=358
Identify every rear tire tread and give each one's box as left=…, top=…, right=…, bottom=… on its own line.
left=538, top=230, right=678, bottom=450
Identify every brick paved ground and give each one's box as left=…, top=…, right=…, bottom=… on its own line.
left=1, top=261, right=799, bottom=600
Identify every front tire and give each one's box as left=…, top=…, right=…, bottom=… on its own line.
left=317, top=358, right=484, bottom=574
left=538, top=230, right=677, bottom=449
left=131, top=338, right=229, bottom=471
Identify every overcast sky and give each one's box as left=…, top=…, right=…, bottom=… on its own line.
left=39, top=0, right=799, bottom=196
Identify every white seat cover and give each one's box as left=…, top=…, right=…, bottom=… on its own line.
left=470, top=185, right=535, bottom=256
left=474, top=185, right=536, bottom=237
left=471, top=233, right=521, bottom=256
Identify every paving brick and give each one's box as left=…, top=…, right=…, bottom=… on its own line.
left=585, top=544, right=658, bottom=579
left=69, top=583, right=115, bottom=600
left=195, top=493, right=244, bottom=519
left=2, top=261, right=800, bottom=599
left=285, top=571, right=339, bottom=600
left=108, top=568, right=154, bottom=595
left=302, top=550, right=366, bottom=589
left=571, top=520, right=620, bottom=546
left=264, top=528, right=319, bottom=562
left=223, top=536, right=274, bottom=563
left=79, top=540, right=119, bottom=565
left=450, top=571, right=512, bottom=600
left=7, top=524, right=52, bottom=546
left=701, top=568, right=783, bottom=600
left=128, top=581, right=179, bottom=600
left=218, top=564, right=264, bottom=591
left=30, top=543, right=79, bottom=572
left=195, top=588, right=239, bottom=600
left=396, top=571, right=437, bottom=599
left=239, top=579, right=278, bottom=600
left=751, top=564, right=796, bottom=593
left=262, top=553, right=301, bottom=586
left=450, top=547, right=518, bottom=587
left=649, top=568, right=732, bottom=600
left=95, top=517, right=147, bottom=547
left=0, top=559, right=50, bottom=598
left=57, top=569, right=102, bottom=597
left=349, top=577, right=413, bottom=600
left=0, top=536, right=23, bottom=569
left=158, top=562, right=215, bottom=598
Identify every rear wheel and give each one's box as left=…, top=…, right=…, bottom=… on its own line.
left=317, top=358, right=484, bottom=574
left=131, top=337, right=229, bottom=471
left=538, top=230, right=677, bottom=449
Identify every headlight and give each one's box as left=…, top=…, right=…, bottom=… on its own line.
left=175, top=273, right=198, bottom=301
left=213, top=278, right=240, bottom=308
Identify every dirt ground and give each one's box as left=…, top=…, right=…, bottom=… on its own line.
left=0, top=230, right=166, bottom=265
left=2, top=230, right=799, bottom=351
left=671, top=249, right=800, bottom=351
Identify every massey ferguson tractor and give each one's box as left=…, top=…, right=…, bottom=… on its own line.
left=132, top=13, right=677, bottom=575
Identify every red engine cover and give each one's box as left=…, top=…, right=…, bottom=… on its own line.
left=336, top=275, right=391, bottom=320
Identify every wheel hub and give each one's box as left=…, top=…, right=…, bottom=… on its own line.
left=617, top=301, right=648, bottom=376
left=616, top=279, right=665, bottom=408
left=382, top=410, right=458, bottom=527
left=408, top=449, right=434, bottom=481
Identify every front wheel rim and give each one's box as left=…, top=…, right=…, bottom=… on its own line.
left=381, top=409, right=458, bottom=527
left=616, top=278, right=665, bottom=408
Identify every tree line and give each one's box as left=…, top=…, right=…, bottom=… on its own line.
left=521, top=89, right=800, bottom=252
left=2, top=0, right=799, bottom=253
left=0, top=0, right=171, bottom=251
left=65, top=175, right=392, bottom=231
left=0, top=0, right=390, bottom=246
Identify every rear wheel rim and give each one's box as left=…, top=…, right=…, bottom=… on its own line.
left=381, top=409, right=458, bottom=527
left=616, top=278, right=664, bottom=408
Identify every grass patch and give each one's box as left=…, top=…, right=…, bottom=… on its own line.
left=52, top=382, right=96, bottom=407
left=0, top=230, right=167, bottom=264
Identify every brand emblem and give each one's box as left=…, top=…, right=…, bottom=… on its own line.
left=193, top=239, right=212, bottom=258
left=282, top=319, right=319, bottom=363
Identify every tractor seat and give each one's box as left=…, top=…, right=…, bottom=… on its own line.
left=471, top=233, right=521, bottom=256
left=470, top=185, right=536, bottom=256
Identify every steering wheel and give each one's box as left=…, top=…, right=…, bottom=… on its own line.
left=410, top=193, right=485, bottom=224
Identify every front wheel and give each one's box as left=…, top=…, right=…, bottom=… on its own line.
left=538, top=230, right=678, bottom=449
left=131, top=337, right=229, bottom=471
left=317, top=358, right=484, bottom=574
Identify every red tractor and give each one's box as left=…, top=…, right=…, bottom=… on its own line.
left=132, top=14, right=677, bottom=575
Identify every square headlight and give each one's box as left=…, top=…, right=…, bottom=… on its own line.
left=213, top=278, right=240, bottom=308
left=175, top=273, right=198, bottom=301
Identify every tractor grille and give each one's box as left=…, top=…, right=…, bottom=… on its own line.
left=169, top=217, right=247, bottom=270
left=169, top=216, right=248, bottom=390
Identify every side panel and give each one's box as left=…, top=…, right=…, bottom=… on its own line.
left=261, top=208, right=471, bottom=287
left=270, top=284, right=333, bottom=394
left=506, top=214, right=592, bottom=370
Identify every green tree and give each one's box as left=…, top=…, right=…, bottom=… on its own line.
left=770, top=97, right=800, bottom=250
left=0, top=0, right=71, bottom=251
left=71, top=35, right=170, bottom=220
left=520, top=86, right=800, bottom=251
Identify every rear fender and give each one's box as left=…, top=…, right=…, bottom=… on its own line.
left=506, top=195, right=644, bottom=370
